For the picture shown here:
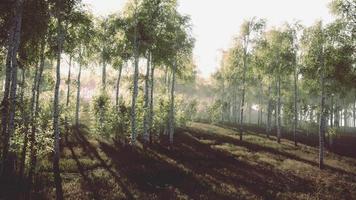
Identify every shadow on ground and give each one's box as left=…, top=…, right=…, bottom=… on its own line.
left=63, top=125, right=319, bottom=200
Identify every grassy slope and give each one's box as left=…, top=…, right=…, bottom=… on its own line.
left=33, top=123, right=356, bottom=200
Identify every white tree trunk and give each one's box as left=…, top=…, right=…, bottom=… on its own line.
left=169, top=63, right=176, bottom=144
left=75, top=64, right=82, bottom=126
left=277, top=74, right=281, bottom=143
left=131, top=25, right=139, bottom=144
left=293, top=64, right=298, bottom=146
left=115, top=64, right=123, bottom=110
left=53, top=9, right=64, bottom=199
left=149, top=65, right=155, bottom=142
left=143, top=52, right=151, bottom=143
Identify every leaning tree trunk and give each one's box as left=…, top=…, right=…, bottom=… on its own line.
left=53, top=9, right=64, bottom=200
left=169, top=63, right=176, bottom=144
left=115, top=64, right=123, bottom=110
left=293, top=64, right=298, bottom=146
left=1, top=0, right=24, bottom=177
left=143, top=52, right=151, bottom=143
left=75, top=63, right=82, bottom=126
left=277, top=73, right=282, bottom=143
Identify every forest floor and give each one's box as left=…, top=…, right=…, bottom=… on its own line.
left=4, top=122, right=356, bottom=200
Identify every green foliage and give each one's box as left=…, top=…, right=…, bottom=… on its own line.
left=92, top=91, right=111, bottom=137
left=207, top=100, right=223, bottom=124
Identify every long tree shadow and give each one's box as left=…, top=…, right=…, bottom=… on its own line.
left=220, top=123, right=356, bottom=159
left=186, top=126, right=356, bottom=177
left=65, top=130, right=102, bottom=200
left=99, top=138, right=233, bottom=199
left=72, top=126, right=355, bottom=199
left=72, top=127, right=134, bottom=200
left=147, top=130, right=314, bottom=200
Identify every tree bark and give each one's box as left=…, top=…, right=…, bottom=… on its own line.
left=53, top=7, right=64, bottom=199
left=130, top=23, right=139, bottom=144
left=75, top=63, right=82, bottom=126
left=19, top=68, right=28, bottom=180
left=266, top=84, right=272, bottom=138
left=149, top=64, right=155, bottom=142
left=330, top=95, right=334, bottom=128
left=239, top=39, right=248, bottom=141
left=1, top=6, right=15, bottom=166
left=334, top=101, right=339, bottom=127
left=102, top=59, right=106, bottom=91
left=1, top=0, right=24, bottom=177
left=65, top=56, right=72, bottom=128
left=115, top=64, right=123, bottom=110
left=293, top=63, right=298, bottom=146
left=277, top=73, right=281, bottom=143
left=353, top=97, right=355, bottom=127
left=143, top=52, right=151, bottom=143
left=28, top=39, right=45, bottom=196
left=169, top=63, right=176, bottom=144
left=319, top=46, right=326, bottom=170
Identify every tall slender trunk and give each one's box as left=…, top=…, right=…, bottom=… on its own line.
left=53, top=9, right=64, bottom=199
left=149, top=65, right=155, bottom=142
left=239, top=43, right=247, bottom=141
left=277, top=73, right=281, bottom=143
left=115, top=64, right=123, bottom=110
left=248, top=103, right=252, bottom=124
left=143, top=52, right=151, bottom=143
left=353, top=96, right=355, bottom=127
left=65, top=56, right=72, bottom=128
left=169, top=63, right=176, bottom=144
left=258, top=88, right=262, bottom=126
left=266, top=84, right=272, bottom=138
left=293, top=64, right=298, bottom=146
left=234, top=85, right=238, bottom=124
left=164, top=66, right=168, bottom=89
left=330, top=96, right=334, bottom=128
left=1, top=8, right=15, bottom=165
left=19, top=68, right=28, bottom=179
left=222, top=83, right=225, bottom=122
left=319, top=64, right=326, bottom=170
left=1, top=0, right=24, bottom=177
left=27, top=40, right=45, bottom=196
left=343, top=103, right=347, bottom=128
left=102, top=60, right=106, bottom=91
left=75, top=64, right=82, bottom=126
left=131, top=24, right=139, bottom=144
left=334, top=101, right=339, bottom=127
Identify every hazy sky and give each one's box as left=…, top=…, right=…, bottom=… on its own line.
left=83, top=0, right=334, bottom=77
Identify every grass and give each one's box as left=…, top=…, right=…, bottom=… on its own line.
left=2, top=122, right=355, bottom=199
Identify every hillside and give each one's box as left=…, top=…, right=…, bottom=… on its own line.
left=2, top=123, right=354, bottom=200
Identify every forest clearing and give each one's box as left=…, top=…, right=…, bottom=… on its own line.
left=0, top=0, right=355, bottom=199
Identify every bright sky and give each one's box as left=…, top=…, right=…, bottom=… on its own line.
left=82, top=0, right=334, bottom=78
